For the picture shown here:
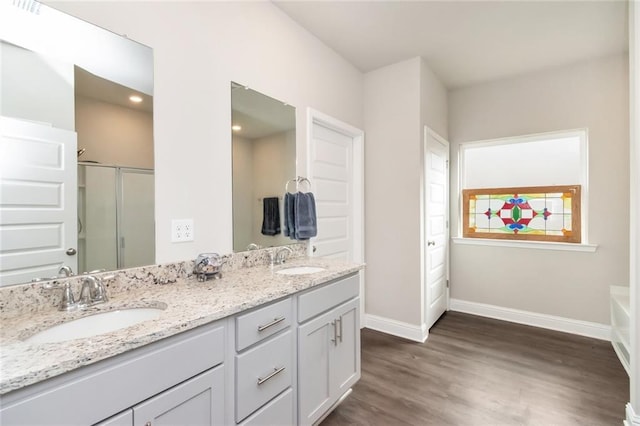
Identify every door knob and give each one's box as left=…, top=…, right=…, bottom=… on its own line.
left=427, top=241, right=436, bottom=246
left=66, top=248, right=77, bottom=255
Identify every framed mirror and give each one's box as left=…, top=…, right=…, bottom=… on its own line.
left=0, top=1, right=154, bottom=286
left=231, top=83, right=296, bottom=252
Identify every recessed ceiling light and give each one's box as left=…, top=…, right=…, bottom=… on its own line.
left=129, top=95, right=143, bottom=103
left=232, top=125, right=242, bottom=132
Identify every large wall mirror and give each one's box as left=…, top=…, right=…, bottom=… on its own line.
left=0, top=1, right=154, bottom=286
left=231, top=83, right=296, bottom=252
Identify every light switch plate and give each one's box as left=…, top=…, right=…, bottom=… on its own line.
left=171, top=219, right=194, bottom=242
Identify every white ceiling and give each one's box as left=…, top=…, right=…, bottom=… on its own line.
left=75, top=66, right=153, bottom=113
left=232, top=83, right=295, bottom=139
left=273, top=0, right=629, bottom=89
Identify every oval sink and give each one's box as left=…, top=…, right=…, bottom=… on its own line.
left=276, top=266, right=326, bottom=276
left=25, top=308, right=165, bottom=344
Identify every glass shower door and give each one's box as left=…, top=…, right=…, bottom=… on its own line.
left=119, top=168, right=155, bottom=268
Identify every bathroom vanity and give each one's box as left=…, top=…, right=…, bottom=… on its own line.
left=0, top=254, right=363, bottom=425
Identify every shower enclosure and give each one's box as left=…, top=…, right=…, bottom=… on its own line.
left=78, top=163, right=154, bottom=273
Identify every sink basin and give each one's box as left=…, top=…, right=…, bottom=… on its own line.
left=276, top=266, right=326, bottom=276
left=25, top=308, right=165, bottom=344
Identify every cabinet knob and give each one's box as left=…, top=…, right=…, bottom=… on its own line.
left=145, top=422, right=151, bottom=426
left=66, top=248, right=77, bottom=255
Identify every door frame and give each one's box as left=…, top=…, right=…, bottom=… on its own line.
left=421, top=126, right=450, bottom=334
left=306, top=108, right=365, bottom=321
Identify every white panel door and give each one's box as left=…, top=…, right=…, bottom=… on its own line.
left=425, top=128, right=449, bottom=329
left=310, top=123, right=353, bottom=260
left=0, top=116, right=77, bottom=285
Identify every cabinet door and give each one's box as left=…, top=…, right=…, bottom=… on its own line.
left=331, top=298, right=360, bottom=397
left=298, top=308, right=337, bottom=425
left=133, top=366, right=224, bottom=426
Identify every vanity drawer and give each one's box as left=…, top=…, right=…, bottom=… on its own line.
left=236, top=297, right=291, bottom=351
left=239, top=388, right=293, bottom=426
left=235, top=330, right=293, bottom=422
left=298, top=273, right=358, bottom=323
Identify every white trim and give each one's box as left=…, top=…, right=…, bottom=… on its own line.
left=629, top=0, right=639, bottom=418
left=626, top=403, right=640, bottom=426
left=306, top=108, right=365, bottom=325
left=449, top=298, right=611, bottom=341
left=364, top=314, right=428, bottom=343
left=451, top=237, right=598, bottom=252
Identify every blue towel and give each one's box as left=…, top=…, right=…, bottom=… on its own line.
left=294, top=192, right=317, bottom=240
left=283, top=192, right=296, bottom=237
left=261, top=197, right=281, bottom=236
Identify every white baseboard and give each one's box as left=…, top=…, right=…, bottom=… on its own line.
left=364, top=314, right=428, bottom=343
left=626, top=403, right=640, bottom=426
left=449, top=298, right=611, bottom=341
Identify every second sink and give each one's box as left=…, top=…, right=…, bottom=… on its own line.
left=25, top=307, right=166, bottom=344
left=276, top=266, right=326, bottom=276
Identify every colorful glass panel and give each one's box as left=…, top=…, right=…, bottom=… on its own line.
left=462, top=185, right=581, bottom=243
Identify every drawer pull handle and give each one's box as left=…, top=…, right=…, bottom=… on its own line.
left=257, top=366, right=286, bottom=385
left=257, top=316, right=286, bottom=332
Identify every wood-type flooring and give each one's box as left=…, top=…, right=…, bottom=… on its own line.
left=321, top=311, right=628, bottom=426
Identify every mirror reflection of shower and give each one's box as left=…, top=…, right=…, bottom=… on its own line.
left=78, top=164, right=154, bottom=273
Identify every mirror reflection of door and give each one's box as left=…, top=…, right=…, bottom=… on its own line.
left=0, top=117, right=78, bottom=286
left=231, top=83, right=296, bottom=252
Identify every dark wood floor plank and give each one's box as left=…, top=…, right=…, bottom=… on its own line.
left=321, top=311, right=628, bottom=426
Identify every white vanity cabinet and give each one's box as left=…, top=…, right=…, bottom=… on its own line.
left=0, top=268, right=363, bottom=426
left=297, top=273, right=361, bottom=425
left=0, top=321, right=226, bottom=426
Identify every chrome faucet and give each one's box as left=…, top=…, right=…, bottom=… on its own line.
left=274, top=247, right=293, bottom=265
left=47, top=274, right=112, bottom=311
left=58, top=265, right=74, bottom=277
left=58, top=281, right=77, bottom=311
left=77, top=275, right=109, bottom=307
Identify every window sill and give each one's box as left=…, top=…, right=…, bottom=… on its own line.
left=451, top=237, right=598, bottom=252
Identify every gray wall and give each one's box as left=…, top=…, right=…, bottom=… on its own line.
left=75, top=96, right=153, bottom=169
left=448, top=54, right=629, bottom=324
left=364, top=57, right=447, bottom=328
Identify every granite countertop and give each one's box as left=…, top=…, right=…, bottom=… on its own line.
left=0, top=257, right=363, bottom=395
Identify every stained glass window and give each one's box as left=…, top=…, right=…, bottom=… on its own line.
left=462, top=185, right=581, bottom=243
